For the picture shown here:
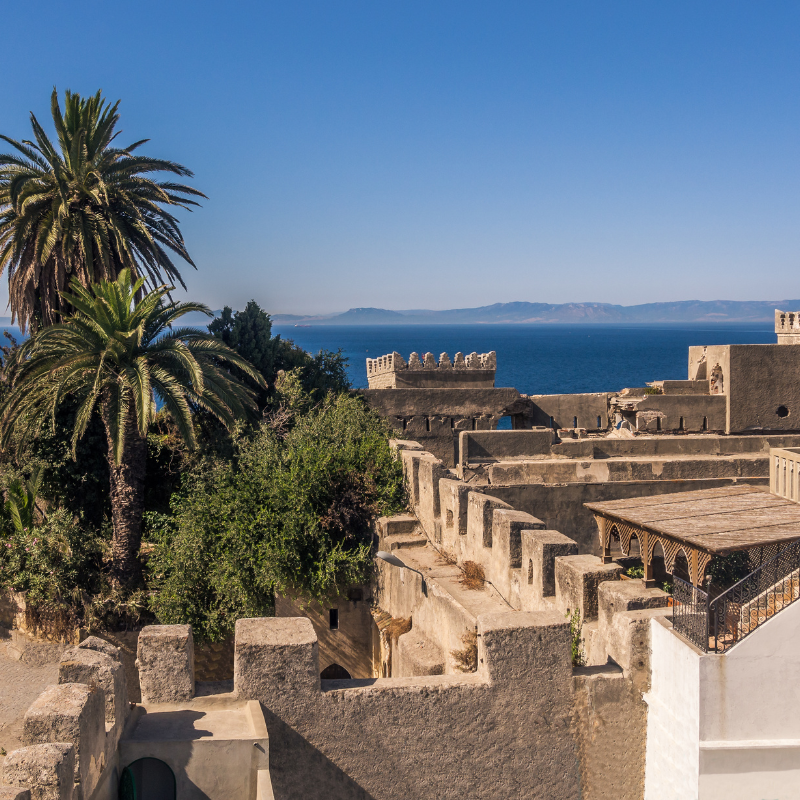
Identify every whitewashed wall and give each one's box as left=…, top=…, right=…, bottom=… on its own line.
left=644, top=603, right=800, bottom=800
left=643, top=618, right=700, bottom=800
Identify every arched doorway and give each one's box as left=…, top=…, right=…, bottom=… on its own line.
left=120, top=758, right=176, bottom=800
left=320, top=663, right=352, bottom=679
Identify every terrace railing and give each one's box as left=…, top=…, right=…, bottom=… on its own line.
left=672, top=539, right=800, bottom=653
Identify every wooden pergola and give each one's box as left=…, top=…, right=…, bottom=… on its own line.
left=585, top=485, right=800, bottom=587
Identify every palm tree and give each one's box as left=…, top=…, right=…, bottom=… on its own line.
left=0, top=270, right=266, bottom=585
left=0, top=88, right=205, bottom=332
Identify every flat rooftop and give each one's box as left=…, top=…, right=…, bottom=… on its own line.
left=585, top=484, right=800, bottom=555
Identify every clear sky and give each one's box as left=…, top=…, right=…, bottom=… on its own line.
left=2, top=2, right=800, bottom=314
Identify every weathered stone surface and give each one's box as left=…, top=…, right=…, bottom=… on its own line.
left=2, top=743, right=74, bottom=800
left=555, top=555, right=622, bottom=621
left=234, top=614, right=580, bottom=800
left=572, top=665, right=647, bottom=800
left=136, top=625, right=194, bottom=703
left=23, top=684, right=104, bottom=795
left=76, top=637, right=120, bottom=663
left=234, top=617, right=319, bottom=701
left=597, top=580, right=670, bottom=640
left=521, top=529, right=578, bottom=611
left=394, top=630, right=444, bottom=676
left=0, top=787, right=31, bottom=800
left=59, top=647, right=126, bottom=726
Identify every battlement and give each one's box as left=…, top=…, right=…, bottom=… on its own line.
left=776, top=309, right=800, bottom=344
left=366, top=350, right=497, bottom=388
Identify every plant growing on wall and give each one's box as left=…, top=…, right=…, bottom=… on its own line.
left=567, top=607, right=585, bottom=667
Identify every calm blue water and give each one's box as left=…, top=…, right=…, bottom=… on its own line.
left=272, top=323, right=777, bottom=394
left=4, top=321, right=776, bottom=397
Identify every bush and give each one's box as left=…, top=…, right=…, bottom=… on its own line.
left=0, top=508, right=103, bottom=614
left=148, top=391, right=406, bottom=641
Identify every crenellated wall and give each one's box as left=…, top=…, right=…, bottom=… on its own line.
left=366, top=350, right=496, bottom=389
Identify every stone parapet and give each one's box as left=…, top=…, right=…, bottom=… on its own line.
left=2, top=743, right=74, bottom=800
left=135, top=625, right=194, bottom=704
left=366, top=351, right=496, bottom=389
left=776, top=309, right=800, bottom=344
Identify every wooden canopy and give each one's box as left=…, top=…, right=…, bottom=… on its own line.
left=585, top=485, right=800, bottom=586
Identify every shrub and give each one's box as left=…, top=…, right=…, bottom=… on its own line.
left=566, top=608, right=585, bottom=667
left=451, top=630, right=478, bottom=672
left=148, top=392, right=406, bottom=641
left=0, top=508, right=102, bottom=615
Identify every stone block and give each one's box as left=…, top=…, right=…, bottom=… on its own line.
left=604, top=607, right=673, bottom=690
left=466, top=493, right=511, bottom=550
left=23, top=684, right=104, bottom=796
left=597, top=579, right=670, bottom=639
left=394, top=631, right=444, bottom=677
left=234, top=617, right=319, bottom=702
left=521, top=530, right=578, bottom=611
left=136, top=625, right=194, bottom=703
left=478, top=610, right=571, bottom=684
left=76, top=637, right=121, bottom=663
left=438, top=478, right=471, bottom=554
left=2, top=744, right=74, bottom=800
left=555, top=555, right=622, bottom=622
left=59, top=646, right=127, bottom=726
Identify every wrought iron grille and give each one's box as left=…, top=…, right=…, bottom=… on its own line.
left=708, top=540, right=800, bottom=653
left=672, top=540, right=800, bottom=653
left=672, top=576, right=709, bottom=651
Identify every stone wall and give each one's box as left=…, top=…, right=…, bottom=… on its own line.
left=366, top=351, right=496, bottom=389
left=234, top=614, right=580, bottom=800
left=275, top=588, right=379, bottom=679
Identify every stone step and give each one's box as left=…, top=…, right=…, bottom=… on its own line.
left=383, top=533, right=428, bottom=551
left=382, top=514, right=419, bottom=536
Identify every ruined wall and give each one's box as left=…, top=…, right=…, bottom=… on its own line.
left=688, top=344, right=800, bottom=433
left=275, top=589, right=378, bottom=679
left=361, top=388, right=524, bottom=465
left=526, top=393, right=611, bottom=431
left=366, top=351, right=496, bottom=389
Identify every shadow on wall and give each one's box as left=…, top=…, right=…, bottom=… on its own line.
left=262, top=708, right=378, bottom=800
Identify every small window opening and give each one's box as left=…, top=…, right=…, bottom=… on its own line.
left=425, top=417, right=431, bottom=432
left=527, top=559, right=533, bottom=585
left=549, top=416, right=555, bottom=429
left=777, top=405, right=790, bottom=418
left=329, top=608, right=339, bottom=630
left=679, top=416, right=684, bottom=431
left=472, top=418, right=477, bottom=431
left=656, top=417, right=662, bottom=432
left=702, top=416, right=708, bottom=431
left=573, top=416, right=578, bottom=429
left=450, top=418, right=455, bottom=429
left=597, top=416, right=602, bottom=429
left=402, top=418, right=407, bottom=431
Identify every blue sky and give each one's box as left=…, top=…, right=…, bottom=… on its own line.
left=2, top=2, right=800, bottom=314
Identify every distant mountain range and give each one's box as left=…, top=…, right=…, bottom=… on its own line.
left=271, top=300, right=800, bottom=326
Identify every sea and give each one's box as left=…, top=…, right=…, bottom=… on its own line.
left=2, top=321, right=777, bottom=418
left=273, top=322, right=777, bottom=395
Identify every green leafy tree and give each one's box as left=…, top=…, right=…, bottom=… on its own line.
left=209, top=301, right=350, bottom=403
left=149, top=390, right=405, bottom=641
left=0, top=88, right=204, bottom=332
left=0, top=270, right=265, bottom=585
left=4, top=465, right=44, bottom=533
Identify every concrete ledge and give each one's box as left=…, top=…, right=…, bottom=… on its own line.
left=394, top=630, right=445, bottom=676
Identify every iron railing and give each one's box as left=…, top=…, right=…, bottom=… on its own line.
left=672, top=540, right=800, bottom=653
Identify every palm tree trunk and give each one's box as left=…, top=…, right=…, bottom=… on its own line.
left=102, top=402, right=148, bottom=586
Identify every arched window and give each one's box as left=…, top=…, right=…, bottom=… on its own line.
left=320, top=663, right=352, bottom=679
left=120, top=758, right=176, bottom=800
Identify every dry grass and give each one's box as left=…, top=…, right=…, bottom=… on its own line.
left=459, top=561, right=485, bottom=590
left=436, top=550, right=457, bottom=566
left=451, top=630, right=478, bottom=672
left=385, top=616, right=412, bottom=642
